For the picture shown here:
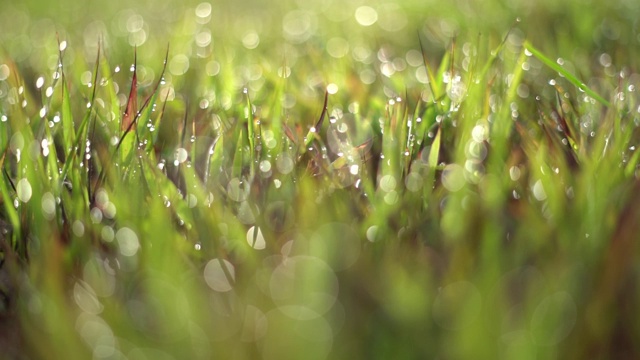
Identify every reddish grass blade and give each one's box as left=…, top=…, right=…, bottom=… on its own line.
left=122, top=47, right=138, bottom=131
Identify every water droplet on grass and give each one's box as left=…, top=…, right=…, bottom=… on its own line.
left=260, top=160, right=272, bottom=173
left=174, top=148, right=188, bottom=164
left=532, top=180, right=547, bottom=201
left=366, top=226, right=379, bottom=242
left=16, top=178, right=32, bottom=203
left=509, top=166, right=521, bottom=181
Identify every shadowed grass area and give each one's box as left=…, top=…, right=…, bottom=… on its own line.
left=1, top=0, right=640, bottom=359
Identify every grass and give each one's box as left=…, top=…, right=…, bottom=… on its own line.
left=1, top=0, right=640, bottom=359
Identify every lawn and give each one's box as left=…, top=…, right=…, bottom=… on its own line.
left=1, top=0, right=640, bottom=359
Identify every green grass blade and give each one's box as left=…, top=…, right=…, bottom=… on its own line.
left=428, top=127, right=441, bottom=170
left=524, top=41, right=610, bottom=107
left=61, top=78, right=76, bottom=149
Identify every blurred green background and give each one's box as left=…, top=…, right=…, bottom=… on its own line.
left=3, top=0, right=640, bottom=65
left=1, top=0, right=640, bottom=359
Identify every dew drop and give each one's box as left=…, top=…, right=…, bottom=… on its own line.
left=16, top=178, right=32, bottom=203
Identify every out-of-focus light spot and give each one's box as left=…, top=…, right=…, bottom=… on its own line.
left=17, top=178, right=32, bottom=203
left=509, top=166, right=521, bottom=181
left=128, top=29, right=147, bottom=46
left=101, top=226, right=115, bottom=242
left=283, top=10, right=316, bottom=43
left=169, top=54, right=190, bottom=76
left=260, top=160, right=272, bottom=173
left=242, top=32, right=260, bottom=49
left=326, top=83, right=338, bottom=94
left=406, top=49, right=423, bottom=67
left=379, top=174, right=397, bottom=192
left=195, top=31, right=212, bottom=47
left=269, top=255, right=338, bottom=318
left=174, top=147, right=188, bottom=164
left=442, top=164, right=466, bottom=192
left=73, top=280, right=104, bottom=315
left=0, top=64, right=9, bottom=81
left=530, top=291, right=577, bottom=346
left=532, top=180, right=547, bottom=201
left=73, top=220, right=85, bottom=237
left=405, top=172, right=423, bottom=192
left=355, top=6, right=378, bottom=26
left=377, top=4, right=407, bottom=32
left=227, top=178, right=249, bottom=202
left=116, top=227, right=140, bottom=256
left=187, top=194, right=198, bottom=208
left=240, top=305, right=268, bottom=342
left=246, top=226, right=266, bottom=250
left=276, top=153, right=294, bottom=174
left=366, top=226, right=378, bottom=242
left=327, top=37, right=349, bottom=58
left=204, top=258, right=235, bottom=292
left=41, top=192, right=56, bottom=220
left=195, top=2, right=212, bottom=18
left=206, top=60, right=220, bottom=76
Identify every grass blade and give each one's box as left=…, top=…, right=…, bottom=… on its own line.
left=524, top=41, right=610, bottom=107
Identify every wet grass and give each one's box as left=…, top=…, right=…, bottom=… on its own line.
left=1, top=0, right=640, bottom=359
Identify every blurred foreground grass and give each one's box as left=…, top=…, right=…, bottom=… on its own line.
left=1, top=0, right=640, bottom=359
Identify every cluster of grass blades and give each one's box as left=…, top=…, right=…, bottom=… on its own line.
left=1, top=21, right=640, bottom=359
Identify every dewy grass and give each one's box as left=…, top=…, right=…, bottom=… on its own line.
left=1, top=0, right=640, bottom=359
left=524, top=41, right=611, bottom=107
